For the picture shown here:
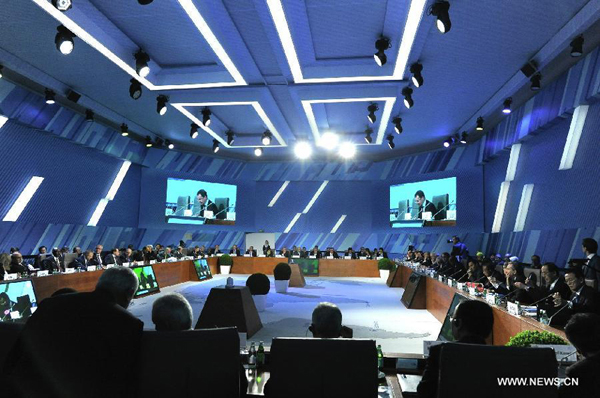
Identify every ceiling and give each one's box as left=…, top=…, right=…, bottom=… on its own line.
left=0, top=0, right=598, bottom=161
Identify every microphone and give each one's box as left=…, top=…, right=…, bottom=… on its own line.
left=456, top=273, right=468, bottom=282
left=548, top=303, right=571, bottom=325
left=503, top=288, right=520, bottom=300
left=432, top=200, right=457, bottom=220
left=474, top=275, right=487, bottom=283
left=448, top=269, right=463, bottom=278
left=560, top=350, right=579, bottom=363
left=529, top=293, right=555, bottom=307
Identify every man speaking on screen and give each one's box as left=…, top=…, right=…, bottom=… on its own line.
left=414, top=190, right=437, bottom=219
left=196, top=189, right=219, bottom=218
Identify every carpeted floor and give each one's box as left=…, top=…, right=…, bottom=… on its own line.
left=129, top=275, right=441, bottom=354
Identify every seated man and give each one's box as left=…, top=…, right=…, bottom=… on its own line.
left=3, top=267, right=143, bottom=398
left=120, top=247, right=135, bottom=264
left=91, top=244, right=105, bottom=269
left=73, top=250, right=95, bottom=270
left=172, top=246, right=185, bottom=259
left=344, top=247, right=356, bottom=259
left=559, top=313, right=600, bottom=398
left=9, top=252, right=34, bottom=275
left=535, top=262, right=571, bottom=312
left=309, top=246, right=321, bottom=258
left=229, top=245, right=241, bottom=256
left=211, top=245, right=222, bottom=256
left=552, top=267, right=598, bottom=325
left=496, top=261, right=533, bottom=303
left=417, top=300, right=493, bottom=398
left=481, top=262, right=503, bottom=290
left=104, top=248, right=123, bottom=266
left=152, top=293, right=193, bottom=331
left=291, top=246, right=301, bottom=257
left=376, top=248, right=388, bottom=259
left=158, top=247, right=173, bottom=262
left=280, top=247, right=291, bottom=258
left=245, top=246, right=257, bottom=257
left=42, top=248, right=63, bottom=273
left=325, top=248, right=339, bottom=259
left=309, top=302, right=343, bottom=338
left=33, top=246, right=47, bottom=269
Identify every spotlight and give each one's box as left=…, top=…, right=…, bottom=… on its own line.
left=226, top=130, right=235, bottom=146
left=460, top=132, right=468, bottom=144
left=261, top=131, right=272, bottom=146
left=476, top=116, right=484, bottom=131
left=212, top=139, right=220, bottom=153
left=392, top=117, right=403, bottom=134
left=443, top=136, right=456, bottom=148
left=338, top=142, right=356, bottom=159
left=374, top=37, right=391, bottom=67
left=120, top=123, right=129, bottom=137
left=570, top=36, right=584, bottom=57
left=0, top=65, right=3, bottom=79
left=129, top=79, right=142, bottom=100
left=156, top=95, right=168, bottom=115
left=52, top=0, right=72, bottom=12
left=502, top=98, right=512, bottom=114
left=85, top=109, right=94, bottom=122
left=530, top=74, right=541, bottom=91
left=145, top=136, right=153, bottom=148
left=364, top=128, right=373, bottom=144
left=154, top=137, right=164, bottom=147
left=294, top=141, right=313, bottom=159
left=254, top=147, right=263, bottom=157
left=138, top=0, right=154, bottom=4
left=367, top=103, right=379, bottom=124
left=45, top=89, right=56, bottom=105
left=134, top=50, right=150, bottom=78
left=201, top=107, right=212, bottom=127
left=55, top=25, right=75, bottom=55
left=410, top=63, right=424, bottom=87
left=166, top=140, right=174, bottom=150
left=386, top=135, right=395, bottom=149
left=429, top=1, right=451, bottom=34
left=402, top=87, right=414, bottom=109
left=66, top=90, right=80, bottom=103
left=318, top=132, right=339, bottom=149
left=190, top=123, right=199, bottom=139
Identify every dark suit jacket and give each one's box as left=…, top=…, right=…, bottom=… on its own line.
left=104, top=254, right=123, bottom=266
left=120, top=254, right=134, bottom=264
left=245, top=249, right=257, bottom=257
left=344, top=252, right=357, bottom=259
left=73, top=256, right=93, bottom=270
left=262, top=245, right=271, bottom=255
left=229, top=249, right=241, bottom=256
left=325, top=251, right=339, bottom=259
left=418, top=200, right=438, bottom=220
left=536, top=276, right=571, bottom=307
left=417, top=335, right=487, bottom=398
left=569, top=285, right=597, bottom=314
left=482, top=270, right=504, bottom=290
left=199, top=200, right=220, bottom=218
left=559, top=352, right=600, bottom=398
left=90, top=252, right=104, bottom=267
left=42, top=257, right=62, bottom=273
left=9, top=262, right=29, bottom=275
left=583, top=254, right=600, bottom=291
left=309, top=251, right=322, bottom=259
left=2, top=288, right=143, bottom=398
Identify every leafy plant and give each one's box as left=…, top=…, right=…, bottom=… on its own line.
left=378, top=258, right=395, bottom=270
left=219, top=254, right=233, bottom=266
left=246, top=273, right=270, bottom=295
left=274, top=262, right=292, bottom=280
left=505, top=330, right=567, bottom=347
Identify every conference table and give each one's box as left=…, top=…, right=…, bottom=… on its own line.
left=394, top=263, right=567, bottom=345
left=30, top=257, right=380, bottom=301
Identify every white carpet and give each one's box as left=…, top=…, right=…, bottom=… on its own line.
left=129, top=275, right=441, bottom=354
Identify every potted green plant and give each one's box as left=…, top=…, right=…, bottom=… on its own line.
left=505, top=330, right=568, bottom=347
left=246, top=273, right=270, bottom=312
left=219, top=254, right=233, bottom=275
left=378, top=258, right=394, bottom=281
left=273, top=262, right=291, bottom=293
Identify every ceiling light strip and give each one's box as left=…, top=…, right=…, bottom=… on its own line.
left=2, top=176, right=44, bottom=222
left=376, top=98, right=396, bottom=144
left=268, top=181, right=290, bottom=207
left=265, top=0, right=304, bottom=82
left=330, top=215, right=347, bottom=234
left=392, top=0, right=428, bottom=79
left=303, top=181, right=329, bottom=214
left=283, top=212, right=302, bottom=233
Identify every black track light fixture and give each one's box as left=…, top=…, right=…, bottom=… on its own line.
left=134, top=50, right=150, bottom=78
left=129, top=79, right=142, bottom=100
left=201, top=107, right=212, bottom=127
left=165, top=140, right=174, bottom=150
left=374, top=37, right=391, bottom=67
left=226, top=130, right=235, bottom=146
left=530, top=73, right=541, bottom=91
left=45, top=89, right=56, bottom=105
left=410, top=63, right=424, bottom=87
left=367, top=103, right=379, bottom=124
left=364, top=128, right=373, bottom=144
left=55, top=25, right=75, bottom=55
left=52, top=0, right=72, bottom=12
left=85, top=109, right=94, bottom=122
left=138, top=0, right=154, bottom=4
left=570, top=36, right=584, bottom=57
left=145, top=136, right=153, bottom=148
left=156, top=95, right=169, bottom=115
left=154, top=137, right=164, bottom=148
left=429, top=1, right=451, bottom=34
left=212, top=139, right=220, bottom=153
left=502, top=98, right=512, bottom=114
left=460, top=131, right=468, bottom=144
left=190, top=123, right=199, bottom=139
left=392, top=117, right=403, bottom=134
left=386, top=134, right=395, bottom=149
left=402, top=87, right=414, bottom=109
left=261, top=130, right=272, bottom=146
left=0, top=65, right=4, bottom=79
left=120, top=123, right=129, bottom=136
left=476, top=116, right=484, bottom=131
left=443, top=136, right=455, bottom=148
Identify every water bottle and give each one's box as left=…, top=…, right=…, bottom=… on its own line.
left=257, top=341, right=265, bottom=367
left=377, top=345, right=384, bottom=369
left=248, top=342, right=256, bottom=370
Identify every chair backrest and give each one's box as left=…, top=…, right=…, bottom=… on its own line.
left=175, top=195, right=189, bottom=215
left=398, top=199, right=409, bottom=216
left=585, top=278, right=597, bottom=289
left=431, top=194, right=449, bottom=220
left=437, top=343, right=558, bottom=398
left=523, top=268, right=541, bottom=287
left=137, top=327, right=241, bottom=398
left=0, top=322, right=24, bottom=374
left=268, top=337, right=378, bottom=398
left=63, top=253, right=78, bottom=267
